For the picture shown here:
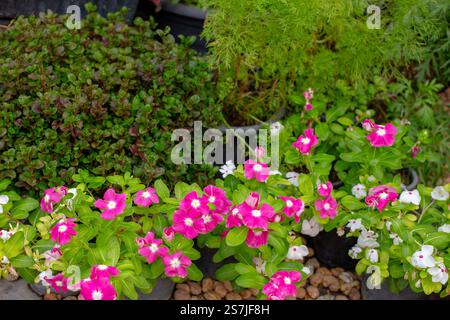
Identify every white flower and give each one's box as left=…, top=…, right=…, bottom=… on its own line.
left=301, top=217, right=323, bottom=237
left=38, top=270, right=53, bottom=287
left=385, top=221, right=392, bottom=231
left=270, top=121, right=284, bottom=136
left=1, top=256, right=9, bottom=264
left=367, top=175, right=376, bottom=182
left=357, top=229, right=379, bottom=248
left=0, top=195, right=9, bottom=214
left=253, top=257, right=266, bottom=275
left=366, top=265, right=382, bottom=290
left=346, top=219, right=364, bottom=232
left=399, top=189, right=421, bottom=205
left=286, top=172, right=299, bottom=187
left=349, top=246, right=362, bottom=259
left=366, top=249, right=379, bottom=263
left=219, top=160, right=236, bottom=178
left=431, top=186, right=449, bottom=201
left=427, top=262, right=448, bottom=285
left=0, top=230, right=13, bottom=242
left=351, top=184, right=367, bottom=200
left=286, top=245, right=309, bottom=260
left=302, top=266, right=312, bottom=275
left=438, top=224, right=450, bottom=234
left=389, top=233, right=403, bottom=245
left=411, top=245, right=436, bottom=269
left=269, top=170, right=281, bottom=176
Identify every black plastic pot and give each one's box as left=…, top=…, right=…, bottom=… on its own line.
left=0, top=0, right=139, bottom=22
left=137, top=278, right=175, bottom=300
left=154, top=0, right=207, bottom=53
left=196, top=247, right=236, bottom=279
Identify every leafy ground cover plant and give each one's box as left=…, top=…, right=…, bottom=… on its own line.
left=0, top=4, right=221, bottom=194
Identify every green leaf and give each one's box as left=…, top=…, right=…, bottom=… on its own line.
left=341, top=195, right=366, bottom=210
left=11, top=198, right=39, bottom=214
left=215, top=263, right=239, bottom=281
left=424, top=232, right=450, bottom=250
left=4, top=231, right=24, bottom=258
left=187, top=264, right=203, bottom=281
left=16, top=268, right=38, bottom=284
left=298, top=174, right=313, bottom=196
left=32, top=239, right=55, bottom=254
left=10, top=254, right=34, bottom=268
left=0, top=179, right=11, bottom=191
left=235, top=273, right=266, bottom=290
left=154, top=179, right=170, bottom=200
left=225, top=227, right=248, bottom=247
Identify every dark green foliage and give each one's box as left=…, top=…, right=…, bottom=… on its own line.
left=0, top=6, right=222, bottom=194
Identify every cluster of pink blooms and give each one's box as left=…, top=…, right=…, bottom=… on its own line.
left=137, top=231, right=192, bottom=278
left=40, top=186, right=68, bottom=213
left=49, top=218, right=77, bottom=245
left=362, top=119, right=397, bottom=147
left=171, top=186, right=231, bottom=240
left=79, top=265, right=119, bottom=300
left=365, top=185, right=398, bottom=212
left=314, top=181, right=338, bottom=219
left=303, top=87, right=314, bottom=111
left=292, top=128, right=318, bottom=155
left=262, top=271, right=302, bottom=300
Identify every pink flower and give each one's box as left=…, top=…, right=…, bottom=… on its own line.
left=315, top=196, right=338, bottom=219
left=304, top=102, right=313, bottom=111
left=136, top=232, right=168, bottom=264
left=246, top=229, right=269, bottom=248
left=195, top=212, right=223, bottom=234
left=244, top=160, right=270, bottom=182
left=43, top=246, right=62, bottom=267
left=45, top=273, right=69, bottom=293
left=367, top=123, right=397, bottom=147
left=362, top=119, right=376, bottom=131
left=317, top=181, right=333, bottom=197
left=80, top=277, right=117, bottom=300
left=240, top=203, right=274, bottom=230
left=262, top=282, right=284, bottom=300
left=279, top=196, right=305, bottom=219
left=365, top=185, right=398, bottom=212
left=270, top=213, right=284, bottom=223
left=50, top=218, right=77, bottom=245
left=292, top=128, right=318, bottom=155
left=163, top=227, right=175, bottom=242
left=40, top=186, right=68, bottom=213
left=172, top=209, right=201, bottom=239
left=245, top=192, right=260, bottom=208
left=226, top=206, right=243, bottom=228
left=133, top=187, right=159, bottom=207
left=162, top=251, right=192, bottom=278
left=411, top=145, right=420, bottom=158
left=94, top=188, right=127, bottom=220
left=202, top=185, right=231, bottom=214
left=90, top=265, right=120, bottom=279
left=263, top=271, right=302, bottom=300
left=179, top=191, right=209, bottom=215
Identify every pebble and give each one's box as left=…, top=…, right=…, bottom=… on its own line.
left=202, top=278, right=214, bottom=293
left=317, top=267, right=332, bottom=275
left=214, top=283, right=228, bottom=298
left=305, top=258, right=320, bottom=270
left=296, top=287, right=306, bottom=299
left=309, top=273, right=323, bottom=287
left=204, top=292, right=221, bottom=300
left=44, top=293, right=58, bottom=300
left=240, top=289, right=252, bottom=299
left=318, top=294, right=335, bottom=300
left=336, top=295, right=349, bottom=300
left=174, top=289, right=191, bottom=300
left=306, top=286, right=320, bottom=299
left=307, top=248, right=315, bottom=257
left=176, top=283, right=190, bottom=293
left=63, top=296, right=78, bottom=300
left=225, top=292, right=242, bottom=300
left=339, top=272, right=354, bottom=284
left=249, top=288, right=259, bottom=296
left=223, top=281, right=233, bottom=292
left=349, top=288, right=361, bottom=300
left=188, top=281, right=202, bottom=295
left=331, top=267, right=344, bottom=277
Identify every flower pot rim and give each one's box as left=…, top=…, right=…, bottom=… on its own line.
left=161, top=0, right=207, bottom=20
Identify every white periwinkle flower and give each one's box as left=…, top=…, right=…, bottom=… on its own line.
left=389, top=233, right=403, bottom=245
left=0, top=195, right=9, bottom=214
left=286, top=172, right=299, bottom=187
left=431, top=186, right=449, bottom=201
left=349, top=246, right=362, bottom=259
left=357, top=229, right=379, bottom=248
left=411, top=245, right=436, bottom=269
left=38, top=269, right=53, bottom=287
left=286, top=245, right=309, bottom=261
left=366, top=249, right=379, bottom=263
left=1, top=256, right=9, bottom=264
left=438, top=224, right=450, bottom=234
left=346, top=219, right=364, bottom=232
left=351, top=184, right=367, bottom=200
left=219, top=160, right=236, bottom=178
left=427, top=262, right=448, bottom=285
left=366, top=265, right=382, bottom=290
left=0, top=230, right=13, bottom=242
left=270, top=121, right=284, bottom=136
left=399, top=189, right=421, bottom=205
left=301, top=217, right=323, bottom=237
left=302, top=266, right=312, bottom=275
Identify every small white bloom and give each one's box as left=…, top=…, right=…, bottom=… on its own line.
left=38, top=270, right=53, bottom=287
left=0, top=230, right=13, bottom=242
left=357, top=229, right=379, bottom=248
left=349, top=246, right=362, bottom=259
left=0, top=195, right=9, bottom=214
left=366, top=249, right=379, bottom=263
left=286, top=245, right=309, bottom=261
left=431, top=186, right=449, bottom=201
left=366, top=265, right=382, bottom=290
left=399, top=189, right=421, bottom=205
left=286, top=172, right=299, bottom=187
left=367, top=175, right=376, bottom=182
left=253, top=257, right=266, bottom=275
left=427, top=262, right=448, bottom=285
left=270, top=121, right=284, bottom=136
left=351, top=184, right=367, bottom=200
left=411, top=245, right=436, bottom=269
left=389, top=233, right=403, bottom=245
left=346, top=219, right=364, bottom=232
left=385, top=221, right=392, bottom=231
left=301, top=217, right=323, bottom=237
left=336, top=227, right=345, bottom=236
left=302, top=266, right=312, bottom=275
left=1, top=256, right=9, bottom=264
left=219, top=160, right=236, bottom=178
left=438, top=224, right=450, bottom=234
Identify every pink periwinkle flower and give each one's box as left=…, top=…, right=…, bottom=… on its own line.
left=40, top=186, right=68, bottom=213
left=304, top=102, right=313, bottom=111
left=94, top=188, right=127, bottom=220
left=240, top=203, right=274, bottom=230
left=246, top=229, right=269, bottom=248
left=162, top=251, right=192, bottom=278
left=195, top=212, right=223, bottom=234
left=365, top=185, right=398, bottom=212
left=314, top=196, right=338, bottom=219
left=45, top=273, right=69, bottom=293
left=163, top=227, right=175, bottom=242
left=172, top=209, right=201, bottom=239
left=202, top=185, right=231, bottom=214
left=136, top=232, right=168, bottom=264
left=367, top=123, right=397, bottom=147
left=90, top=265, right=120, bottom=279
left=133, top=187, right=159, bottom=207
left=80, top=277, right=117, bottom=300
left=263, top=271, right=302, bottom=300
left=50, top=218, right=77, bottom=245
left=362, top=119, right=376, bottom=131
left=317, top=181, right=333, bottom=197
left=244, top=160, right=270, bottom=183
left=179, top=191, right=209, bottom=215
left=226, top=206, right=243, bottom=228
left=292, top=128, right=318, bottom=155
left=279, top=196, right=305, bottom=219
